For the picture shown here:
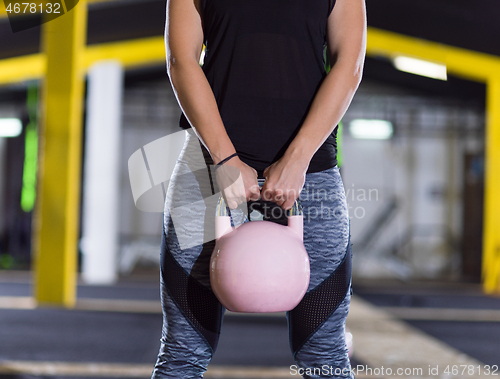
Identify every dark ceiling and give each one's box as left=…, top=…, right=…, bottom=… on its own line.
left=366, top=0, right=500, bottom=57
left=0, top=0, right=496, bottom=103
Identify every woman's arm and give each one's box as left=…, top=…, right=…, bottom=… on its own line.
left=262, top=0, right=367, bottom=209
left=166, top=0, right=259, bottom=207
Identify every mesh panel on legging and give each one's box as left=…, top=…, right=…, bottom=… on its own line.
left=289, top=239, right=352, bottom=355
left=160, top=231, right=223, bottom=352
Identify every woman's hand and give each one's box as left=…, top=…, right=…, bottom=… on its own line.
left=261, top=152, right=309, bottom=210
left=215, top=157, right=260, bottom=209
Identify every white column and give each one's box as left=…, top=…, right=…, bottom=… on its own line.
left=81, top=61, right=123, bottom=284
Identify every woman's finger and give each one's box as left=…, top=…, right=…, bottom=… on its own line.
left=221, top=174, right=245, bottom=209
left=282, top=198, right=295, bottom=211
left=248, top=184, right=261, bottom=201
left=261, top=186, right=273, bottom=202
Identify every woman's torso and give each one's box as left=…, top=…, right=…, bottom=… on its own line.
left=179, top=0, right=338, bottom=175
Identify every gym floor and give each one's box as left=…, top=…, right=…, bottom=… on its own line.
left=0, top=271, right=499, bottom=379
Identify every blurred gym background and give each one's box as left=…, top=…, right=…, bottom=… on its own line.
left=0, top=0, right=499, bottom=378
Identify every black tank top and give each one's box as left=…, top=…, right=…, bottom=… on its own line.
left=179, top=0, right=338, bottom=175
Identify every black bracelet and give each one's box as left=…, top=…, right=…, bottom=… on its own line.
left=216, top=152, right=238, bottom=167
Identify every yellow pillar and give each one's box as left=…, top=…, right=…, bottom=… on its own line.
left=483, top=76, right=500, bottom=294
left=33, top=0, right=88, bottom=307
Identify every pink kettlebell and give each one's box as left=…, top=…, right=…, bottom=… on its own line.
left=210, top=188, right=310, bottom=313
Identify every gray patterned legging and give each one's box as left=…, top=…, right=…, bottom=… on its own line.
left=151, top=130, right=353, bottom=378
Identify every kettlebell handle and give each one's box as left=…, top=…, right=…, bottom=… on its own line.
left=216, top=179, right=303, bottom=217
left=215, top=179, right=303, bottom=240
left=215, top=195, right=303, bottom=216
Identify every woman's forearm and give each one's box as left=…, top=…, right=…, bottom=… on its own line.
left=168, top=58, right=236, bottom=164
left=284, top=58, right=363, bottom=165
left=285, top=0, right=366, bottom=167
